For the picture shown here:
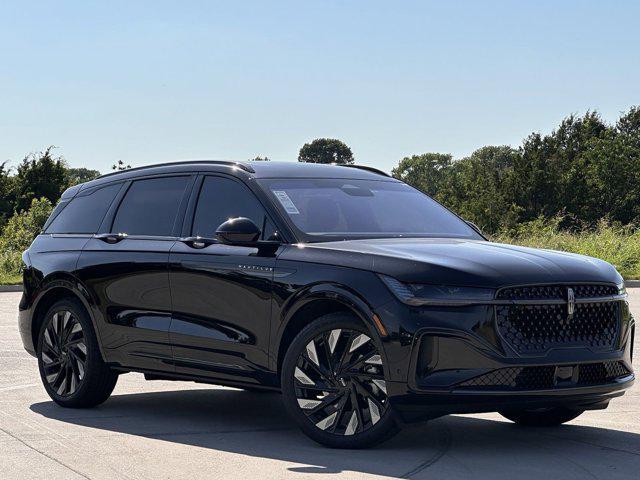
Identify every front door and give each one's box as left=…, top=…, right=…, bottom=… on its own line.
left=168, top=175, right=280, bottom=385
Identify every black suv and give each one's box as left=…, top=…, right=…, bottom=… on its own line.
left=19, top=161, right=634, bottom=448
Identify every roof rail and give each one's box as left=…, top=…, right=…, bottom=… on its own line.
left=341, top=164, right=391, bottom=177
left=97, top=160, right=255, bottom=179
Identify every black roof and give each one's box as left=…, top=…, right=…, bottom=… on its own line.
left=246, top=161, right=392, bottom=179
left=73, top=160, right=396, bottom=195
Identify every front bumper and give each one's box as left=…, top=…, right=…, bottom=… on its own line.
left=375, top=296, right=635, bottom=423
left=389, top=376, right=633, bottom=422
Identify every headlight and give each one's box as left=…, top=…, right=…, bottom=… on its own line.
left=379, top=275, right=495, bottom=306
left=617, top=281, right=626, bottom=295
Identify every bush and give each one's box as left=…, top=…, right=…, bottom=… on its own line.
left=493, top=217, right=640, bottom=279
left=0, top=197, right=53, bottom=277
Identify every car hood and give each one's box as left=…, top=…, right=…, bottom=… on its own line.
left=301, top=238, right=622, bottom=288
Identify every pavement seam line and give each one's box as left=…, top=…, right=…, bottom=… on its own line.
left=0, top=425, right=92, bottom=480
left=401, top=424, right=452, bottom=478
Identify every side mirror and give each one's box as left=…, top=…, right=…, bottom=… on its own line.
left=215, top=217, right=281, bottom=255
left=216, top=217, right=261, bottom=244
left=465, top=220, right=484, bottom=236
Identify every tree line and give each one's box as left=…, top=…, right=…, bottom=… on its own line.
left=2, top=107, right=640, bottom=237
left=0, top=146, right=100, bottom=230
left=393, top=107, right=640, bottom=234
left=271, top=109, right=640, bottom=236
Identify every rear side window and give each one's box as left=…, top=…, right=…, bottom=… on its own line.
left=46, top=183, right=122, bottom=234
left=112, top=176, right=189, bottom=236
left=192, top=176, right=275, bottom=238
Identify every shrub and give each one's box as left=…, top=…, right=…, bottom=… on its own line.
left=0, top=197, right=53, bottom=276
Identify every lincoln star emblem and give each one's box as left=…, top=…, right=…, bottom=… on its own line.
left=567, top=287, right=575, bottom=319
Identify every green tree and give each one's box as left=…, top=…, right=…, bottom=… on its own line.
left=582, top=107, right=640, bottom=225
left=446, top=146, right=522, bottom=233
left=513, top=111, right=609, bottom=225
left=391, top=153, right=454, bottom=196
left=12, top=147, right=67, bottom=213
left=298, top=138, right=354, bottom=164
left=248, top=156, right=270, bottom=161
left=0, top=162, right=15, bottom=228
left=66, top=167, right=101, bottom=186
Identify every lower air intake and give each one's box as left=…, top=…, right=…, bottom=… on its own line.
left=457, top=361, right=630, bottom=390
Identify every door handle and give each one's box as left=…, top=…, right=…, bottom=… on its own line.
left=95, top=233, right=127, bottom=244
left=179, top=236, right=216, bottom=249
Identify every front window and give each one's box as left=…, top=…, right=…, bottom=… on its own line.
left=192, top=176, right=277, bottom=239
left=259, top=178, right=481, bottom=242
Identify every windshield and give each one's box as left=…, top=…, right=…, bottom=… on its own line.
left=259, top=178, right=482, bottom=242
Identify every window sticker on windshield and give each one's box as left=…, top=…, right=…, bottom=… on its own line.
left=272, top=190, right=300, bottom=214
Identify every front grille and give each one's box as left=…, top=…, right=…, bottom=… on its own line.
left=496, top=284, right=618, bottom=301
left=457, top=361, right=630, bottom=390
left=496, top=284, right=620, bottom=354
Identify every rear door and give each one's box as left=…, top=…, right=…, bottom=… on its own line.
left=168, top=174, right=280, bottom=385
left=77, top=174, right=194, bottom=372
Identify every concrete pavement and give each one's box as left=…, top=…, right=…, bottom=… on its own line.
left=1, top=290, right=639, bottom=479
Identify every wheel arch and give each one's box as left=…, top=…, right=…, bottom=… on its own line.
left=30, top=274, right=106, bottom=361
left=274, top=284, right=385, bottom=376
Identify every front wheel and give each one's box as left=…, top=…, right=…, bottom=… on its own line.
left=37, top=298, right=118, bottom=408
left=499, top=407, right=585, bottom=427
left=281, top=313, right=400, bottom=448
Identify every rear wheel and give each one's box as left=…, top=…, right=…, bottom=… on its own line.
left=37, top=298, right=118, bottom=408
left=281, top=313, right=400, bottom=448
left=499, top=407, right=585, bottom=427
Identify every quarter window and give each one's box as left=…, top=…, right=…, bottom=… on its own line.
left=46, top=183, right=122, bottom=234
left=192, top=176, right=275, bottom=239
left=112, top=176, right=190, bottom=236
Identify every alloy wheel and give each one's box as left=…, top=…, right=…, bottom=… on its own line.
left=293, top=328, right=388, bottom=436
left=40, top=310, right=88, bottom=397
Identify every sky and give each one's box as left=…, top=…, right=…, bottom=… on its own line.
left=1, top=0, right=639, bottom=174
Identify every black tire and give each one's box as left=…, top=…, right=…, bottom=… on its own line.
left=499, top=407, right=585, bottom=427
left=37, top=298, right=118, bottom=408
left=281, top=313, right=400, bottom=448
